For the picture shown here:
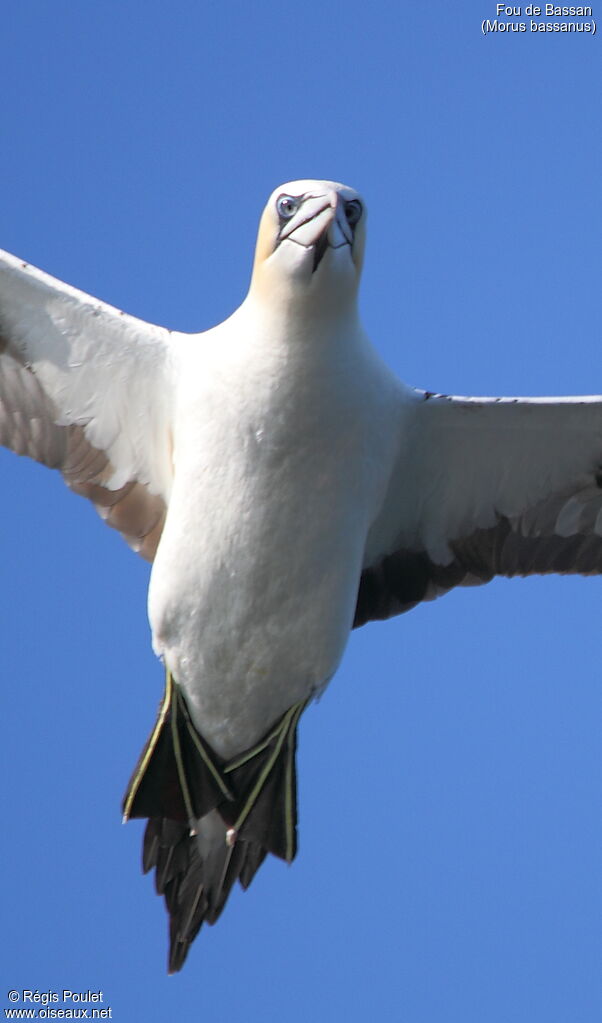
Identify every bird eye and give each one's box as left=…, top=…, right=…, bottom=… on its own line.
left=276, top=195, right=300, bottom=220
left=344, top=199, right=362, bottom=227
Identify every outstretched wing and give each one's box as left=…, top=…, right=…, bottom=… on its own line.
left=0, top=249, right=174, bottom=560
left=355, top=391, right=602, bottom=626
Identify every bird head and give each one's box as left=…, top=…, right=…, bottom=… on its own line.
left=250, top=180, right=366, bottom=320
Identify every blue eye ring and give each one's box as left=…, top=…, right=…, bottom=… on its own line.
left=276, top=194, right=300, bottom=220
left=344, top=199, right=362, bottom=227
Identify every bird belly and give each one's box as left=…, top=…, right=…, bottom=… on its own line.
left=147, top=416, right=375, bottom=759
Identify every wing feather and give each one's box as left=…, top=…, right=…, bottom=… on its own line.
left=356, top=391, right=602, bottom=626
left=0, top=249, right=173, bottom=558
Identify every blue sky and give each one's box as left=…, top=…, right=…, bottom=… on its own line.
left=1, top=2, right=600, bottom=1021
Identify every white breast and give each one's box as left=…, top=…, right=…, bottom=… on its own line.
left=147, top=307, right=401, bottom=758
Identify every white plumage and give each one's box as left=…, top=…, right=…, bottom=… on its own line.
left=2, top=179, right=601, bottom=970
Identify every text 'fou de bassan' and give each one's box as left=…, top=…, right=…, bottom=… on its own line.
left=495, top=5, right=592, bottom=13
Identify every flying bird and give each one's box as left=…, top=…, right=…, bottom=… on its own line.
left=1, top=179, right=602, bottom=971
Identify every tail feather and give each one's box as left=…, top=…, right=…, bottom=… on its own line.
left=124, top=671, right=307, bottom=972
left=143, top=812, right=268, bottom=973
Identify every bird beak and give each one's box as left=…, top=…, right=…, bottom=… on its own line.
left=278, top=193, right=336, bottom=246
left=278, top=190, right=352, bottom=274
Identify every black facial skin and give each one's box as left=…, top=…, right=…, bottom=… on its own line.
left=274, top=193, right=363, bottom=272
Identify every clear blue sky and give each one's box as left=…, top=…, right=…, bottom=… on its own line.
left=1, top=3, right=600, bottom=1021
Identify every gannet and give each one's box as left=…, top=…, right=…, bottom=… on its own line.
left=1, top=179, right=602, bottom=972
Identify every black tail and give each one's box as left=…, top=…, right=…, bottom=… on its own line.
left=123, top=672, right=306, bottom=972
